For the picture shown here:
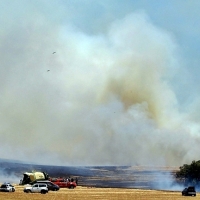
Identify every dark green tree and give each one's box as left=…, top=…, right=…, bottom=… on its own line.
left=176, top=160, right=200, bottom=185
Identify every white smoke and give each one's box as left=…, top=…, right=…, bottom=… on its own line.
left=0, top=170, right=19, bottom=184
left=0, top=7, right=199, bottom=167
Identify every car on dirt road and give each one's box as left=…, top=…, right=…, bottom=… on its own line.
left=182, top=186, right=196, bottom=196
left=31, top=180, right=60, bottom=191
left=23, top=183, right=48, bottom=194
left=0, top=183, right=15, bottom=192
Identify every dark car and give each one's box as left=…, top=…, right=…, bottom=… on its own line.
left=31, top=180, right=59, bottom=191
left=182, top=186, right=196, bottom=196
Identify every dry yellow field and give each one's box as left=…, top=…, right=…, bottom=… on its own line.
left=0, top=185, right=198, bottom=200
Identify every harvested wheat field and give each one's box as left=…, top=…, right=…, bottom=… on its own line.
left=0, top=185, right=198, bottom=200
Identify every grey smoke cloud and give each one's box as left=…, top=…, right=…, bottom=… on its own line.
left=0, top=5, right=199, bottom=167
left=0, top=170, right=19, bottom=184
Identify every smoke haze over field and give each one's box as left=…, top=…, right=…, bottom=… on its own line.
left=1, top=0, right=200, bottom=166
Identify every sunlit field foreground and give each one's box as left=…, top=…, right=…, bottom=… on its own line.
left=0, top=185, right=198, bottom=200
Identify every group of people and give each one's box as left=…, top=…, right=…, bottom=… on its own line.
left=65, top=177, right=78, bottom=185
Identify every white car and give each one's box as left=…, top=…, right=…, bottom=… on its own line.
left=0, top=183, right=15, bottom=192
left=24, top=183, right=48, bottom=194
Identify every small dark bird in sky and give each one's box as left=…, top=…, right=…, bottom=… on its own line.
left=47, top=70, right=50, bottom=72
left=53, top=52, right=56, bottom=54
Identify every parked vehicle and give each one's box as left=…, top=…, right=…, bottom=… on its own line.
left=0, top=183, right=15, bottom=192
left=49, top=178, right=77, bottom=189
left=182, top=186, right=196, bottom=196
left=21, top=171, right=49, bottom=185
left=24, top=183, right=48, bottom=194
left=31, top=180, right=59, bottom=191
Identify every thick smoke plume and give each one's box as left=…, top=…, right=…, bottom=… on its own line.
left=0, top=7, right=199, bottom=167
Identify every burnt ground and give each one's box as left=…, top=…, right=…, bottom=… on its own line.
left=0, top=159, right=179, bottom=190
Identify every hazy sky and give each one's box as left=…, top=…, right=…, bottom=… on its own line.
left=1, top=0, right=200, bottom=166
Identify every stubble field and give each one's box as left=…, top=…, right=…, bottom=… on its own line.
left=0, top=185, right=198, bottom=200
